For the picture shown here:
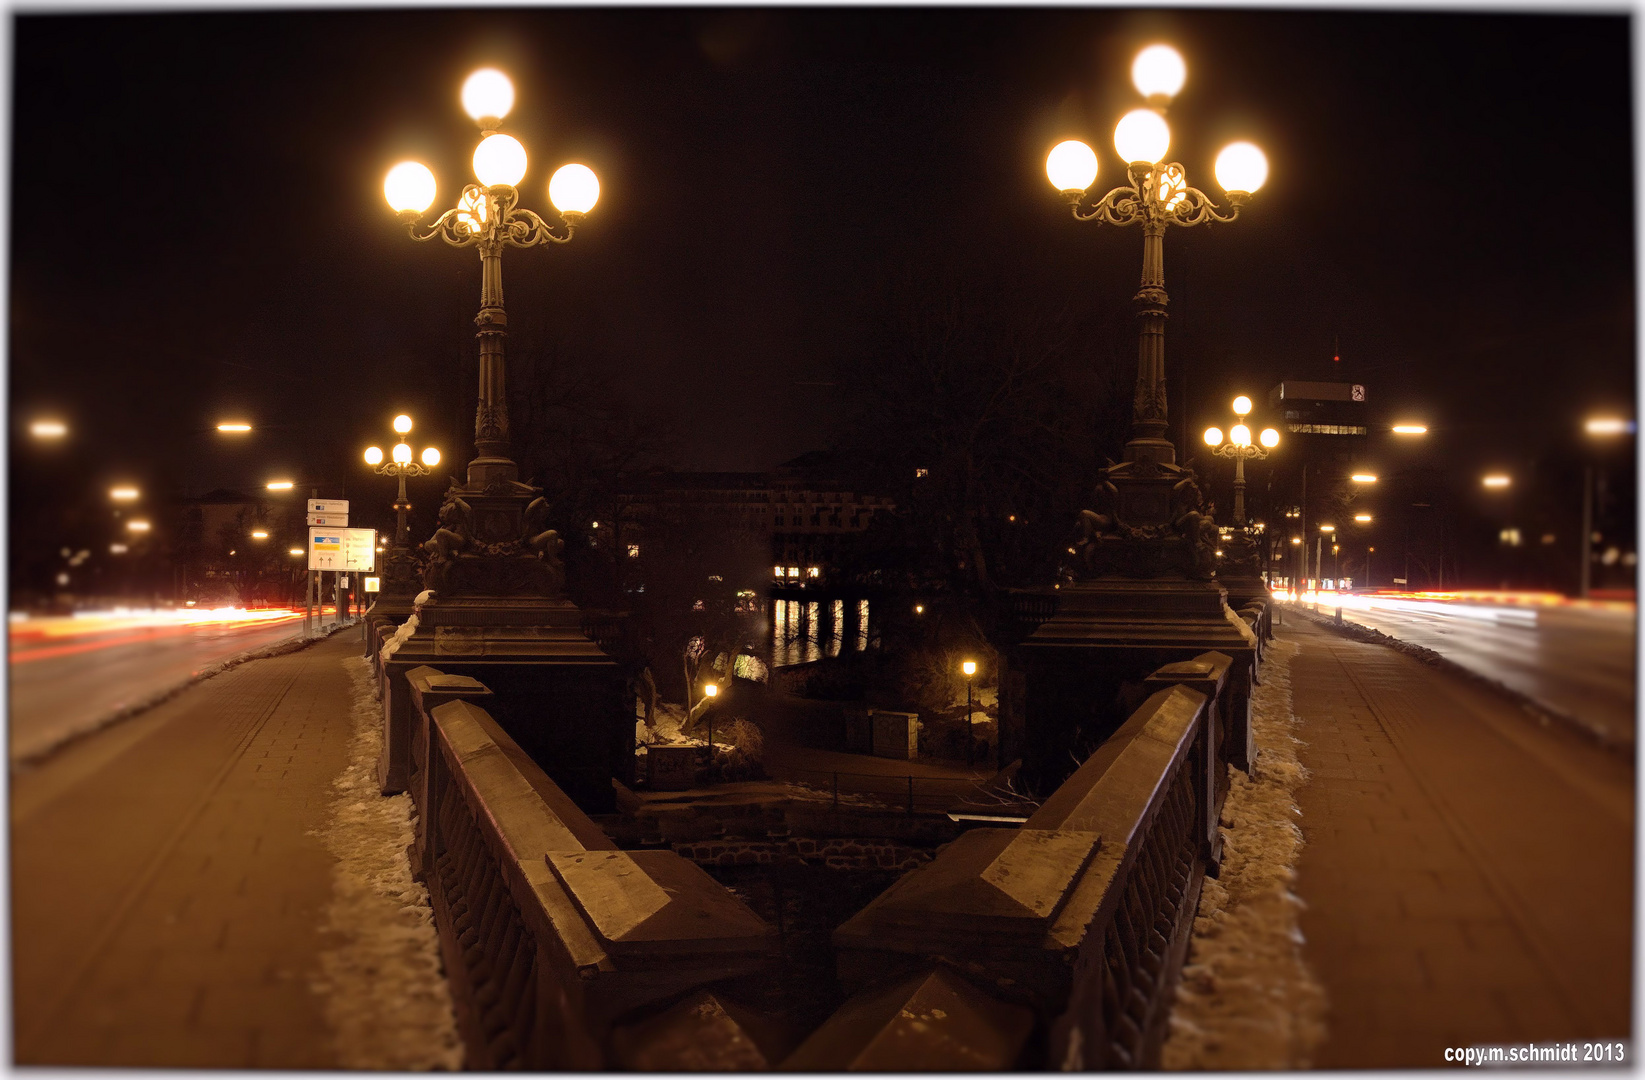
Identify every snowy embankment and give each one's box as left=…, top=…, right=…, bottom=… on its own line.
left=308, top=656, right=462, bottom=1070
left=1161, top=639, right=1328, bottom=1070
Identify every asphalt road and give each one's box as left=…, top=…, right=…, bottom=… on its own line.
left=7, top=609, right=344, bottom=764
left=1313, top=596, right=1637, bottom=747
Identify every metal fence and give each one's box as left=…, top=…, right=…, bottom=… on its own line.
left=767, top=764, right=984, bottom=814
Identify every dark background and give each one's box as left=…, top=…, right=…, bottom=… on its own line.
left=8, top=7, right=1635, bottom=587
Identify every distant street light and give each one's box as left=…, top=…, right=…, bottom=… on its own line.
left=1482, top=475, right=1511, bottom=489
left=127, top=519, right=151, bottom=533
left=364, top=413, right=441, bottom=549
left=109, top=486, right=139, bottom=501
left=1354, top=513, right=1373, bottom=523
left=1580, top=415, right=1633, bottom=598
left=216, top=422, right=252, bottom=434
left=289, top=547, right=304, bottom=557
left=961, top=659, right=978, bottom=765
left=1319, top=524, right=1336, bottom=533
left=1391, top=424, right=1428, bottom=436
left=1046, top=44, right=1266, bottom=468
left=266, top=480, right=295, bottom=491
left=251, top=530, right=269, bottom=540
left=1203, top=394, right=1279, bottom=528
left=385, top=68, right=598, bottom=490
left=1350, top=474, right=1378, bottom=484
left=29, top=420, right=67, bottom=440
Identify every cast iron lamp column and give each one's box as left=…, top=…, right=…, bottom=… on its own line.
left=383, top=69, right=600, bottom=487
left=1202, top=396, right=1280, bottom=528
left=363, top=413, right=442, bottom=547
left=1045, top=45, right=1268, bottom=466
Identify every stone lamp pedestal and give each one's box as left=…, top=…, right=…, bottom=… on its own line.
left=378, top=475, right=628, bottom=813
left=1001, top=458, right=1255, bottom=795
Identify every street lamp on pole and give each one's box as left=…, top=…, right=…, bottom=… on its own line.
left=1203, top=395, right=1280, bottom=529
left=1581, top=416, right=1634, bottom=599
left=961, top=659, right=977, bottom=765
left=384, top=69, right=599, bottom=490
left=363, top=414, right=441, bottom=549
left=1046, top=46, right=1266, bottom=468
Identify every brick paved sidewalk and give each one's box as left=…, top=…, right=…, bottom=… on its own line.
left=1283, top=612, right=1634, bottom=1067
left=12, top=632, right=368, bottom=1067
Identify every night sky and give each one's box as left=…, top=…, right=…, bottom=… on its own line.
left=8, top=8, right=1635, bottom=511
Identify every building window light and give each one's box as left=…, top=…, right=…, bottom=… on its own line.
left=806, top=567, right=820, bottom=578
left=627, top=543, right=641, bottom=558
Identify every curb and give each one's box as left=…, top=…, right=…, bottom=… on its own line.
left=1282, top=604, right=1629, bottom=758
left=11, top=618, right=364, bottom=772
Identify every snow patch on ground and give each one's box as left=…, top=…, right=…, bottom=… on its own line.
left=1161, top=639, right=1328, bottom=1070
left=308, top=656, right=463, bottom=1070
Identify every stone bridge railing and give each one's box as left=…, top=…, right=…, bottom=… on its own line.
left=407, top=675, right=777, bottom=1068
left=395, top=644, right=1241, bottom=1069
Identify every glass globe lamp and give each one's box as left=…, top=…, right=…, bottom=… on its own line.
left=1204, top=427, right=1224, bottom=447
left=1045, top=140, right=1099, bottom=193
left=550, top=163, right=600, bottom=215
left=1131, top=45, right=1186, bottom=101
left=1215, top=142, right=1268, bottom=196
left=461, top=69, right=514, bottom=126
left=474, top=133, right=528, bottom=188
left=364, top=446, right=384, bottom=466
left=1114, top=109, right=1170, bottom=165
left=384, top=162, right=436, bottom=215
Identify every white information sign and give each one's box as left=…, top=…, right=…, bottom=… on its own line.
left=308, top=513, right=349, bottom=527
left=308, top=499, right=349, bottom=515
left=308, top=527, right=376, bottom=572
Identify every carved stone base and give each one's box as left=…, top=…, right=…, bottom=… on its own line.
left=1216, top=572, right=1270, bottom=612
left=382, top=594, right=627, bottom=812
left=1010, top=577, right=1255, bottom=794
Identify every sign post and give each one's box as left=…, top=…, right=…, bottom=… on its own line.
left=308, top=524, right=375, bottom=632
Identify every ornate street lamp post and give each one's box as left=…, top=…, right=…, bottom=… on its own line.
left=363, top=413, right=441, bottom=549
left=359, top=412, right=442, bottom=654
left=1013, top=47, right=1272, bottom=793
left=1202, top=396, right=1280, bottom=529
left=371, top=70, right=624, bottom=810
left=384, top=68, right=599, bottom=492
left=1046, top=46, right=1268, bottom=469
left=1204, top=395, right=1279, bottom=619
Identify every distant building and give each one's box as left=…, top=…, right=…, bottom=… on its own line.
left=1268, top=380, right=1369, bottom=439
left=768, top=451, right=895, bottom=586
left=1265, top=381, right=1375, bottom=588
left=613, top=452, right=895, bottom=589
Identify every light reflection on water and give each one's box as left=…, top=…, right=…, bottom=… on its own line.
left=770, top=597, right=875, bottom=667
